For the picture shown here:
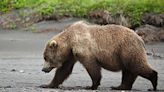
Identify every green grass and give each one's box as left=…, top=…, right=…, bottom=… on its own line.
left=1, top=0, right=164, bottom=26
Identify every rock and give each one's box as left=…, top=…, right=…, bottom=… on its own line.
left=158, top=28, right=164, bottom=41
left=0, top=8, right=42, bottom=29
left=88, top=9, right=130, bottom=27
left=3, top=86, right=12, bottom=88
left=135, top=24, right=164, bottom=43
left=11, top=69, right=16, bottom=72
left=141, top=13, right=164, bottom=27
left=19, top=70, right=25, bottom=73
left=135, top=25, right=159, bottom=43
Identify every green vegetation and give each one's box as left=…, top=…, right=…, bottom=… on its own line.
left=0, top=0, right=164, bottom=26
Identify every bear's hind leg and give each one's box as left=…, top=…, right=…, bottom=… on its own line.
left=139, top=69, right=158, bottom=91
left=111, top=70, right=137, bottom=90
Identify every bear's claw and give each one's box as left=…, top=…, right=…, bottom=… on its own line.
left=111, top=85, right=131, bottom=90
left=39, top=84, right=58, bottom=88
left=85, top=86, right=98, bottom=90
left=148, top=88, right=157, bottom=91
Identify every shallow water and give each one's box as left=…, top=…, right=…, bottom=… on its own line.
left=0, top=19, right=164, bottom=92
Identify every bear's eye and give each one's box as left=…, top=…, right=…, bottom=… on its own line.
left=44, top=57, right=47, bottom=61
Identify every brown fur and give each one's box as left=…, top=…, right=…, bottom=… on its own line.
left=41, top=21, right=158, bottom=90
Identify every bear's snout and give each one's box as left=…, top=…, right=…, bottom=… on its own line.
left=42, top=67, right=53, bottom=73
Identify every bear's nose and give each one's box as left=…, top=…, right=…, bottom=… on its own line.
left=42, top=67, right=53, bottom=73
left=42, top=68, right=48, bottom=73
left=42, top=68, right=46, bottom=72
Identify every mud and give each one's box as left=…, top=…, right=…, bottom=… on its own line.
left=0, top=19, right=164, bottom=92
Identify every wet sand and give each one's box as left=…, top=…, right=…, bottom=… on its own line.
left=0, top=19, right=164, bottom=92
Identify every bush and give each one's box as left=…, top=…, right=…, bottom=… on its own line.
left=123, top=0, right=164, bottom=27
left=0, top=0, right=163, bottom=26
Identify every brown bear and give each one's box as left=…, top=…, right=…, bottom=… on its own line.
left=40, top=21, right=158, bottom=91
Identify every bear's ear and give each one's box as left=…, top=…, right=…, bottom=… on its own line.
left=49, top=40, right=58, bottom=49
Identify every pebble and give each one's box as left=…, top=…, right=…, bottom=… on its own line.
left=19, top=70, right=25, bottom=73
left=11, top=69, right=16, bottom=72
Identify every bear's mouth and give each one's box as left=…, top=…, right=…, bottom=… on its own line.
left=42, top=67, right=54, bottom=73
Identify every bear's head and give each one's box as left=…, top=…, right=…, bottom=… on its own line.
left=42, top=39, right=70, bottom=73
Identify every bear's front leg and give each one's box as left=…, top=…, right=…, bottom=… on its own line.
left=40, top=59, right=76, bottom=88
left=82, top=60, right=102, bottom=90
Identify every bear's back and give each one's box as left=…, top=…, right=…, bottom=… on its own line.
left=68, top=21, right=144, bottom=53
